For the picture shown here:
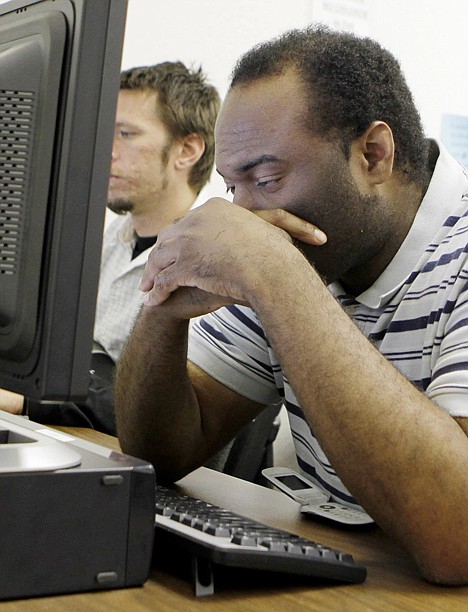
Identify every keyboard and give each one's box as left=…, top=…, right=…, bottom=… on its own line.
left=154, top=485, right=367, bottom=596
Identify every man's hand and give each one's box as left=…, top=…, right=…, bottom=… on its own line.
left=0, top=389, right=24, bottom=414
left=139, top=198, right=326, bottom=311
left=254, top=207, right=327, bottom=246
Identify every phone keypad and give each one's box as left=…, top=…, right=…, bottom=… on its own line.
left=303, top=502, right=374, bottom=526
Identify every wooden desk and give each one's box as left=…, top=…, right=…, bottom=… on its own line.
left=1, top=427, right=467, bottom=611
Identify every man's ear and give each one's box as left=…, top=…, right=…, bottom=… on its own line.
left=350, top=121, right=394, bottom=187
left=174, top=133, right=205, bottom=170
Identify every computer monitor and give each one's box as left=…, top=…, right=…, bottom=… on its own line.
left=0, top=0, right=127, bottom=401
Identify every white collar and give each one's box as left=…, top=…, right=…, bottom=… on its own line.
left=353, top=141, right=468, bottom=308
left=116, top=215, right=136, bottom=246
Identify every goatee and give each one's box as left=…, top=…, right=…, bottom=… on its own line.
left=107, top=199, right=134, bottom=215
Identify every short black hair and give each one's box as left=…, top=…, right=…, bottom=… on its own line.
left=230, top=26, right=429, bottom=187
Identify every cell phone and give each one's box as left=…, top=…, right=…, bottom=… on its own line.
left=262, top=467, right=374, bottom=526
left=261, top=466, right=329, bottom=505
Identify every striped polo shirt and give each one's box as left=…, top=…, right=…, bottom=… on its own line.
left=188, top=141, right=468, bottom=506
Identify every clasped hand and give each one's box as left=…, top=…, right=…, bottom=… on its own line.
left=139, top=198, right=327, bottom=314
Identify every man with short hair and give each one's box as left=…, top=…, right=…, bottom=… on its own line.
left=95, top=61, right=220, bottom=364
left=0, top=61, right=220, bottom=434
left=115, top=29, right=468, bottom=584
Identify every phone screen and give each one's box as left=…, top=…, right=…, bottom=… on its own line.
left=277, top=474, right=310, bottom=490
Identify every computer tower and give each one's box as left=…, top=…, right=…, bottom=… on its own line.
left=0, top=411, right=156, bottom=600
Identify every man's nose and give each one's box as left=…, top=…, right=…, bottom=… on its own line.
left=232, top=187, right=255, bottom=211
left=111, top=140, right=119, bottom=161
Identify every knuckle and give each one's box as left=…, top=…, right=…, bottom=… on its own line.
left=154, top=270, right=171, bottom=290
left=273, top=208, right=288, bottom=221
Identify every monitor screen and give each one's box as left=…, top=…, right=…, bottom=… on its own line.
left=0, top=0, right=127, bottom=400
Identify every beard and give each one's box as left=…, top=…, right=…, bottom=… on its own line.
left=107, top=199, right=134, bottom=215
left=295, top=192, right=388, bottom=286
left=289, top=162, right=395, bottom=292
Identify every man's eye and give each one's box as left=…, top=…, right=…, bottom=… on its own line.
left=119, top=130, right=135, bottom=138
left=256, top=178, right=279, bottom=189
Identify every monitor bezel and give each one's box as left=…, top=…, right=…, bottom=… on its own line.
left=0, top=0, right=127, bottom=400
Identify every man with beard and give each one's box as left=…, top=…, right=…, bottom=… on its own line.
left=115, top=28, right=468, bottom=584
left=0, top=61, right=220, bottom=434
left=94, top=62, right=219, bottom=367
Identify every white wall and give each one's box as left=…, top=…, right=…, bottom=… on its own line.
left=121, top=0, right=468, bottom=203
left=369, top=1, right=468, bottom=142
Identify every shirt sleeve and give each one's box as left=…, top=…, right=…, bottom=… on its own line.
left=426, top=283, right=468, bottom=418
left=188, top=305, right=282, bottom=406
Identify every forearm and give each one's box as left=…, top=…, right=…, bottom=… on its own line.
left=114, top=306, right=202, bottom=480
left=251, top=253, right=468, bottom=584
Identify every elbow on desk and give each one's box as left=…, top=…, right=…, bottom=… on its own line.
left=420, top=566, right=468, bottom=587
left=119, top=437, right=196, bottom=484
left=415, top=543, right=468, bottom=586
left=151, top=461, right=195, bottom=485
left=412, top=506, right=468, bottom=586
